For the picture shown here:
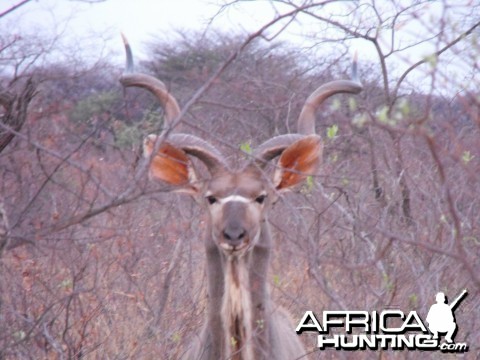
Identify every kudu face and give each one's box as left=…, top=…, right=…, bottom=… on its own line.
left=204, top=167, right=271, bottom=255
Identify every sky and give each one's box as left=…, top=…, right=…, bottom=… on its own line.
left=3, top=0, right=438, bottom=61
left=3, top=0, right=443, bottom=59
left=3, top=0, right=298, bottom=64
left=2, top=0, right=476, bottom=94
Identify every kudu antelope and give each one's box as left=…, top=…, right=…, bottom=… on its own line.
left=120, top=36, right=362, bottom=359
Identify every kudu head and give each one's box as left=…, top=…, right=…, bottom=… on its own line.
left=120, top=36, right=362, bottom=257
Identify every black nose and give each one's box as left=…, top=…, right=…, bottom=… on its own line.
left=222, top=226, right=246, bottom=245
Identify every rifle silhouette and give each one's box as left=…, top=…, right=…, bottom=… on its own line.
left=449, top=289, right=468, bottom=311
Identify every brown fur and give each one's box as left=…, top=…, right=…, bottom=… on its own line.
left=176, top=165, right=311, bottom=359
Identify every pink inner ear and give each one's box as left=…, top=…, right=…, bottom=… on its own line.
left=149, top=143, right=191, bottom=186
left=276, top=135, right=322, bottom=190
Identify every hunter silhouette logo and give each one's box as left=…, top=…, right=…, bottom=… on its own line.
left=296, top=289, right=469, bottom=352
left=426, top=289, right=468, bottom=344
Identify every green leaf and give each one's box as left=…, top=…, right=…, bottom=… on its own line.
left=397, top=98, right=410, bottom=116
left=425, top=53, right=438, bottom=68
left=300, top=175, right=315, bottom=195
left=329, top=153, right=338, bottom=163
left=306, top=175, right=315, bottom=190
left=377, top=106, right=389, bottom=123
left=59, top=278, right=73, bottom=290
left=171, top=332, right=181, bottom=343
left=240, top=141, right=252, bottom=154
left=348, top=97, right=357, bottom=112
left=327, top=124, right=338, bottom=139
left=382, top=272, right=393, bottom=291
left=330, top=98, right=341, bottom=111
left=13, top=331, right=26, bottom=341
left=462, top=150, right=474, bottom=165
left=409, top=293, right=418, bottom=307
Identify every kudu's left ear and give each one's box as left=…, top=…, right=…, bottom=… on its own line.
left=273, top=135, right=322, bottom=191
left=143, top=134, right=199, bottom=195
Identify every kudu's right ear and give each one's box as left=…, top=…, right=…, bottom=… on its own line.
left=143, top=134, right=199, bottom=195
left=273, top=135, right=322, bottom=191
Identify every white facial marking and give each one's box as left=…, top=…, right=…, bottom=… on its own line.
left=218, top=195, right=251, bottom=204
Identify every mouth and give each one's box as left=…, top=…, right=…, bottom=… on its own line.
left=219, top=241, right=250, bottom=254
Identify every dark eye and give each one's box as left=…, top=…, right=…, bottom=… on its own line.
left=206, top=195, right=217, bottom=205
left=255, top=194, right=267, bottom=204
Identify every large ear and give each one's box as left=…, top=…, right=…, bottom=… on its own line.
left=143, top=135, right=198, bottom=193
left=273, top=135, right=322, bottom=191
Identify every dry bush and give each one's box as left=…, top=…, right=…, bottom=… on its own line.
left=1, top=1, right=479, bottom=359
